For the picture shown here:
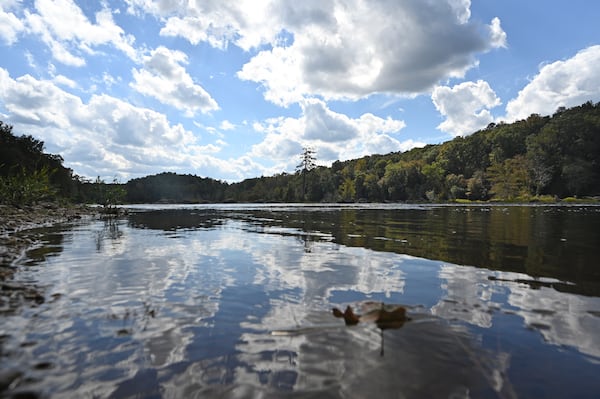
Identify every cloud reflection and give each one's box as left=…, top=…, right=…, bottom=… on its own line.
left=432, top=264, right=500, bottom=328
left=3, top=209, right=599, bottom=398
left=506, top=279, right=600, bottom=358
left=433, top=263, right=600, bottom=359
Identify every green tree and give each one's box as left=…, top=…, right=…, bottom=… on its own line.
left=382, top=160, right=425, bottom=201
left=0, top=121, right=77, bottom=203
left=93, top=176, right=126, bottom=210
left=445, top=174, right=467, bottom=200
left=0, top=166, right=56, bottom=205
left=486, top=155, right=531, bottom=200
left=339, top=177, right=356, bottom=202
left=296, top=147, right=317, bottom=201
left=562, top=159, right=596, bottom=197
left=422, top=162, right=445, bottom=200
left=466, top=170, right=490, bottom=200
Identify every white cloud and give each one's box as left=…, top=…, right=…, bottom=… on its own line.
left=250, top=98, right=415, bottom=173
left=447, top=0, right=471, bottom=23
left=505, top=45, right=600, bottom=121
left=238, top=1, right=506, bottom=105
left=303, top=99, right=360, bottom=142
left=52, top=74, right=77, bottom=88
left=432, top=80, right=501, bottom=136
left=0, top=1, right=25, bottom=44
left=124, top=0, right=505, bottom=106
left=154, top=1, right=281, bottom=51
left=219, top=120, right=236, bottom=131
left=23, top=0, right=138, bottom=66
left=237, top=46, right=306, bottom=106
left=488, top=17, right=507, bottom=49
left=131, top=46, right=219, bottom=116
left=102, top=72, right=120, bottom=88
left=0, top=69, right=83, bottom=129
left=159, top=15, right=239, bottom=50
left=0, top=68, right=241, bottom=181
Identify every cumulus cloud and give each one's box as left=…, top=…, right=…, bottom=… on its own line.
left=237, top=46, right=306, bottom=106
left=432, top=80, right=502, bottom=136
left=131, top=46, right=219, bottom=116
left=505, top=45, right=600, bottom=121
left=125, top=0, right=505, bottom=106
left=303, top=100, right=360, bottom=142
left=488, top=17, right=507, bottom=48
left=250, top=98, right=415, bottom=173
left=0, top=1, right=25, bottom=44
left=153, top=1, right=281, bottom=51
left=160, top=15, right=239, bottom=50
left=0, top=68, right=242, bottom=180
left=52, top=74, right=77, bottom=89
left=0, top=0, right=514, bottom=182
left=238, top=1, right=505, bottom=105
left=0, top=69, right=83, bottom=129
left=23, top=0, right=138, bottom=66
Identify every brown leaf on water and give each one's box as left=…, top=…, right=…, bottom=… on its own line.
left=333, top=303, right=409, bottom=329
left=332, top=306, right=360, bottom=325
left=375, top=306, right=409, bottom=330
left=343, top=306, right=360, bottom=325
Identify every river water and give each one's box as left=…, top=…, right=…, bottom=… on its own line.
left=2, top=204, right=600, bottom=398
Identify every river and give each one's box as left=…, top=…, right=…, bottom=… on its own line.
left=1, top=204, right=600, bottom=398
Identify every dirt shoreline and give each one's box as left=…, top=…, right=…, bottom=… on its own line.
left=0, top=203, right=98, bottom=313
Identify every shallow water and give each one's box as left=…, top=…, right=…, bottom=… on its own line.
left=2, top=204, right=600, bottom=398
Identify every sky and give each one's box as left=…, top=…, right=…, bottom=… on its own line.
left=1, top=0, right=600, bottom=182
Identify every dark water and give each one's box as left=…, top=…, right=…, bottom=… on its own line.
left=2, top=204, right=600, bottom=398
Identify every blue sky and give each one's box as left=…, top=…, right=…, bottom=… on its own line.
left=1, top=1, right=599, bottom=182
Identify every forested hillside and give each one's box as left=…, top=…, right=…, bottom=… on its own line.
left=2, top=101, right=600, bottom=205
left=126, top=172, right=227, bottom=203
left=209, top=101, right=599, bottom=203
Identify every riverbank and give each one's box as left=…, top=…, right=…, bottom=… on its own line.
left=0, top=203, right=98, bottom=313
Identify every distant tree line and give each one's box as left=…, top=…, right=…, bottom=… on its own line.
left=1, top=101, right=599, bottom=206
left=126, top=172, right=227, bottom=203
left=196, top=101, right=598, bottom=203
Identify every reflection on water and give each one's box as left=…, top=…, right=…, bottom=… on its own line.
left=1, top=205, right=599, bottom=398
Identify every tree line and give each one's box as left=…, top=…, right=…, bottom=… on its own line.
left=124, top=102, right=600, bottom=203
left=1, top=101, right=599, bottom=206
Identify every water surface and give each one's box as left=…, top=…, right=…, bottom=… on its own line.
left=2, top=204, right=600, bottom=398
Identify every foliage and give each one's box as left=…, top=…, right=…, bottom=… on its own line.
left=296, top=147, right=317, bottom=201
left=89, top=176, right=127, bottom=210
left=0, top=166, right=56, bottom=205
left=126, top=172, right=227, bottom=203
left=0, top=121, right=75, bottom=205
left=486, top=155, right=531, bottom=200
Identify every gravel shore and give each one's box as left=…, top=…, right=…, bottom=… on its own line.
left=0, top=203, right=98, bottom=313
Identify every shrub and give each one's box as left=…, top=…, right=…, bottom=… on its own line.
left=0, top=166, right=56, bottom=206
